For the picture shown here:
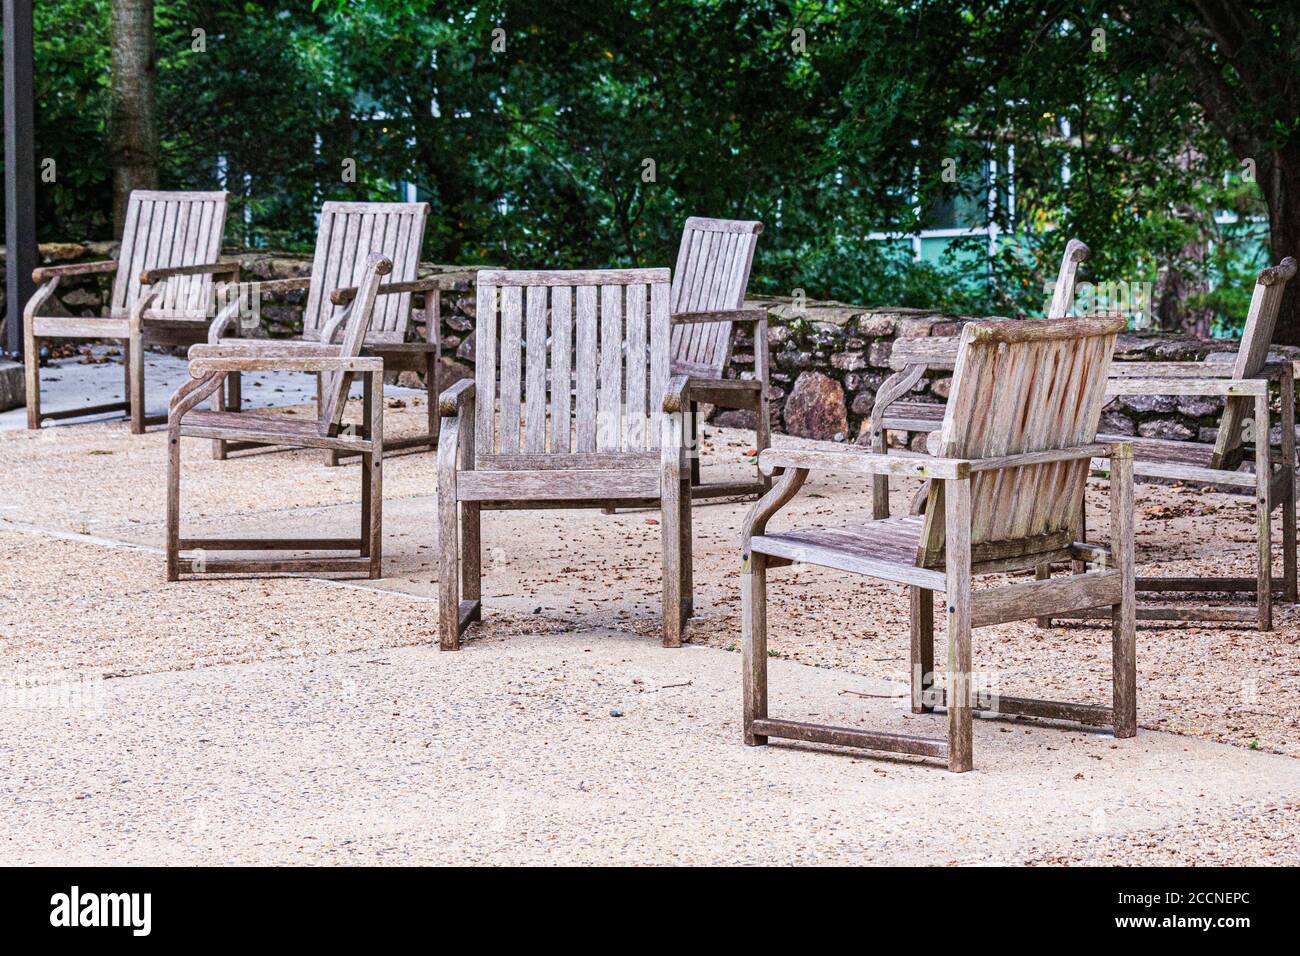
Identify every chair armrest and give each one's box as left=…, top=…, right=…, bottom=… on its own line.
left=331, top=276, right=443, bottom=305
left=189, top=354, right=383, bottom=375
left=662, top=375, right=691, bottom=413
left=188, top=341, right=380, bottom=375
left=31, top=259, right=118, bottom=284
left=189, top=341, right=343, bottom=360
left=1105, top=376, right=1269, bottom=398
left=671, top=308, right=768, bottom=326
left=438, top=379, right=476, bottom=418
left=758, top=447, right=969, bottom=480
left=140, top=260, right=241, bottom=285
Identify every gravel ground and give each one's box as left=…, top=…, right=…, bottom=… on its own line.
left=4, top=636, right=1298, bottom=866
left=2, top=404, right=1300, bottom=864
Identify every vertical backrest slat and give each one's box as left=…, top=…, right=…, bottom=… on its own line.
left=498, top=285, right=523, bottom=453
left=1211, top=257, right=1298, bottom=467
left=574, top=285, right=600, bottom=452
left=474, top=279, right=499, bottom=454
left=917, top=316, right=1125, bottom=567
left=111, top=196, right=143, bottom=311
left=550, top=286, right=573, bottom=453
left=524, top=285, right=548, bottom=453
left=474, top=269, right=671, bottom=466
left=319, top=254, right=392, bottom=435
left=649, top=280, right=670, bottom=443
left=598, top=284, right=624, bottom=450
left=624, top=283, right=649, bottom=450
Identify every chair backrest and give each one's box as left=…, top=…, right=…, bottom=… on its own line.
left=668, top=217, right=763, bottom=379
left=1047, top=238, right=1089, bottom=317
left=114, top=190, right=229, bottom=318
left=319, top=253, right=393, bottom=435
left=917, top=316, right=1126, bottom=568
left=303, top=201, right=429, bottom=344
left=1210, top=256, right=1298, bottom=468
left=473, top=268, right=672, bottom=466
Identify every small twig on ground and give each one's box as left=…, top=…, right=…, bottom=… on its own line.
left=839, top=689, right=904, bottom=699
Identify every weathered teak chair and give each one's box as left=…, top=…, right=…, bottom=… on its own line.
left=24, top=190, right=233, bottom=433
left=742, top=317, right=1134, bottom=772
left=165, top=254, right=393, bottom=581
left=668, top=217, right=767, bottom=498
left=866, top=239, right=1090, bottom=517
left=438, top=268, right=692, bottom=649
left=210, top=200, right=438, bottom=464
left=1082, top=256, right=1298, bottom=631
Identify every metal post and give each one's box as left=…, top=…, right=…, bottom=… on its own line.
left=4, top=0, right=37, bottom=357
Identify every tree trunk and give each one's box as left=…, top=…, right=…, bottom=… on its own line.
left=1262, top=146, right=1300, bottom=344
left=109, top=0, right=159, bottom=237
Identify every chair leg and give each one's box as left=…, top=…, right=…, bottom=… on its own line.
left=741, top=550, right=769, bottom=746
left=1034, top=562, right=1052, bottom=628
left=24, top=336, right=41, bottom=430
left=363, top=452, right=382, bottom=577
left=755, top=388, right=772, bottom=493
left=1255, top=394, right=1273, bottom=631
left=438, top=495, right=462, bottom=652
left=1280, top=365, right=1297, bottom=602
left=426, top=351, right=441, bottom=448
left=1111, top=447, right=1137, bottom=737
left=688, top=400, right=701, bottom=487
left=680, top=477, right=694, bottom=622
left=945, top=476, right=973, bottom=773
left=360, top=453, right=371, bottom=555
left=166, top=428, right=182, bottom=582
left=461, top=503, right=481, bottom=609
left=661, top=478, right=684, bottom=648
left=909, top=586, right=934, bottom=713
left=128, top=329, right=145, bottom=434
left=871, top=431, right=890, bottom=519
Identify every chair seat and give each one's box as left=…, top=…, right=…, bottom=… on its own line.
left=751, top=515, right=943, bottom=587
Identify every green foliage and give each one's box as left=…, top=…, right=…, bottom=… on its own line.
left=10, top=0, right=1285, bottom=333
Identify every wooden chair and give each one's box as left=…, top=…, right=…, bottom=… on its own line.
left=742, top=317, right=1134, bottom=772
left=24, top=190, right=233, bottom=433
left=866, top=239, right=1089, bottom=517
left=437, top=268, right=692, bottom=649
left=165, top=253, right=393, bottom=580
left=1078, top=256, right=1299, bottom=631
left=210, top=200, right=439, bottom=464
left=668, top=217, right=767, bottom=499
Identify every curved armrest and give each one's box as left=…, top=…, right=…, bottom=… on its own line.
left=757, top=447, right=970, bottom=480
left=662, top=374, right=690, bottom=413
left=671, top=308, right=768, bottom=326
left=438, top=379, right=476, bottom=418
left=331, top=276, right=442, bottom=306
left=141, top=260, right=240, bottom=285
left=31, top=259, right=118, bottom=284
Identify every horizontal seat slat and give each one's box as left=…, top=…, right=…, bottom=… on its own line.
left=458, top=468, right=662, bottom=501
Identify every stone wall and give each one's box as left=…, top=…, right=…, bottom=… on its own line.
left=5, top=243, right=1286, bottom=445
